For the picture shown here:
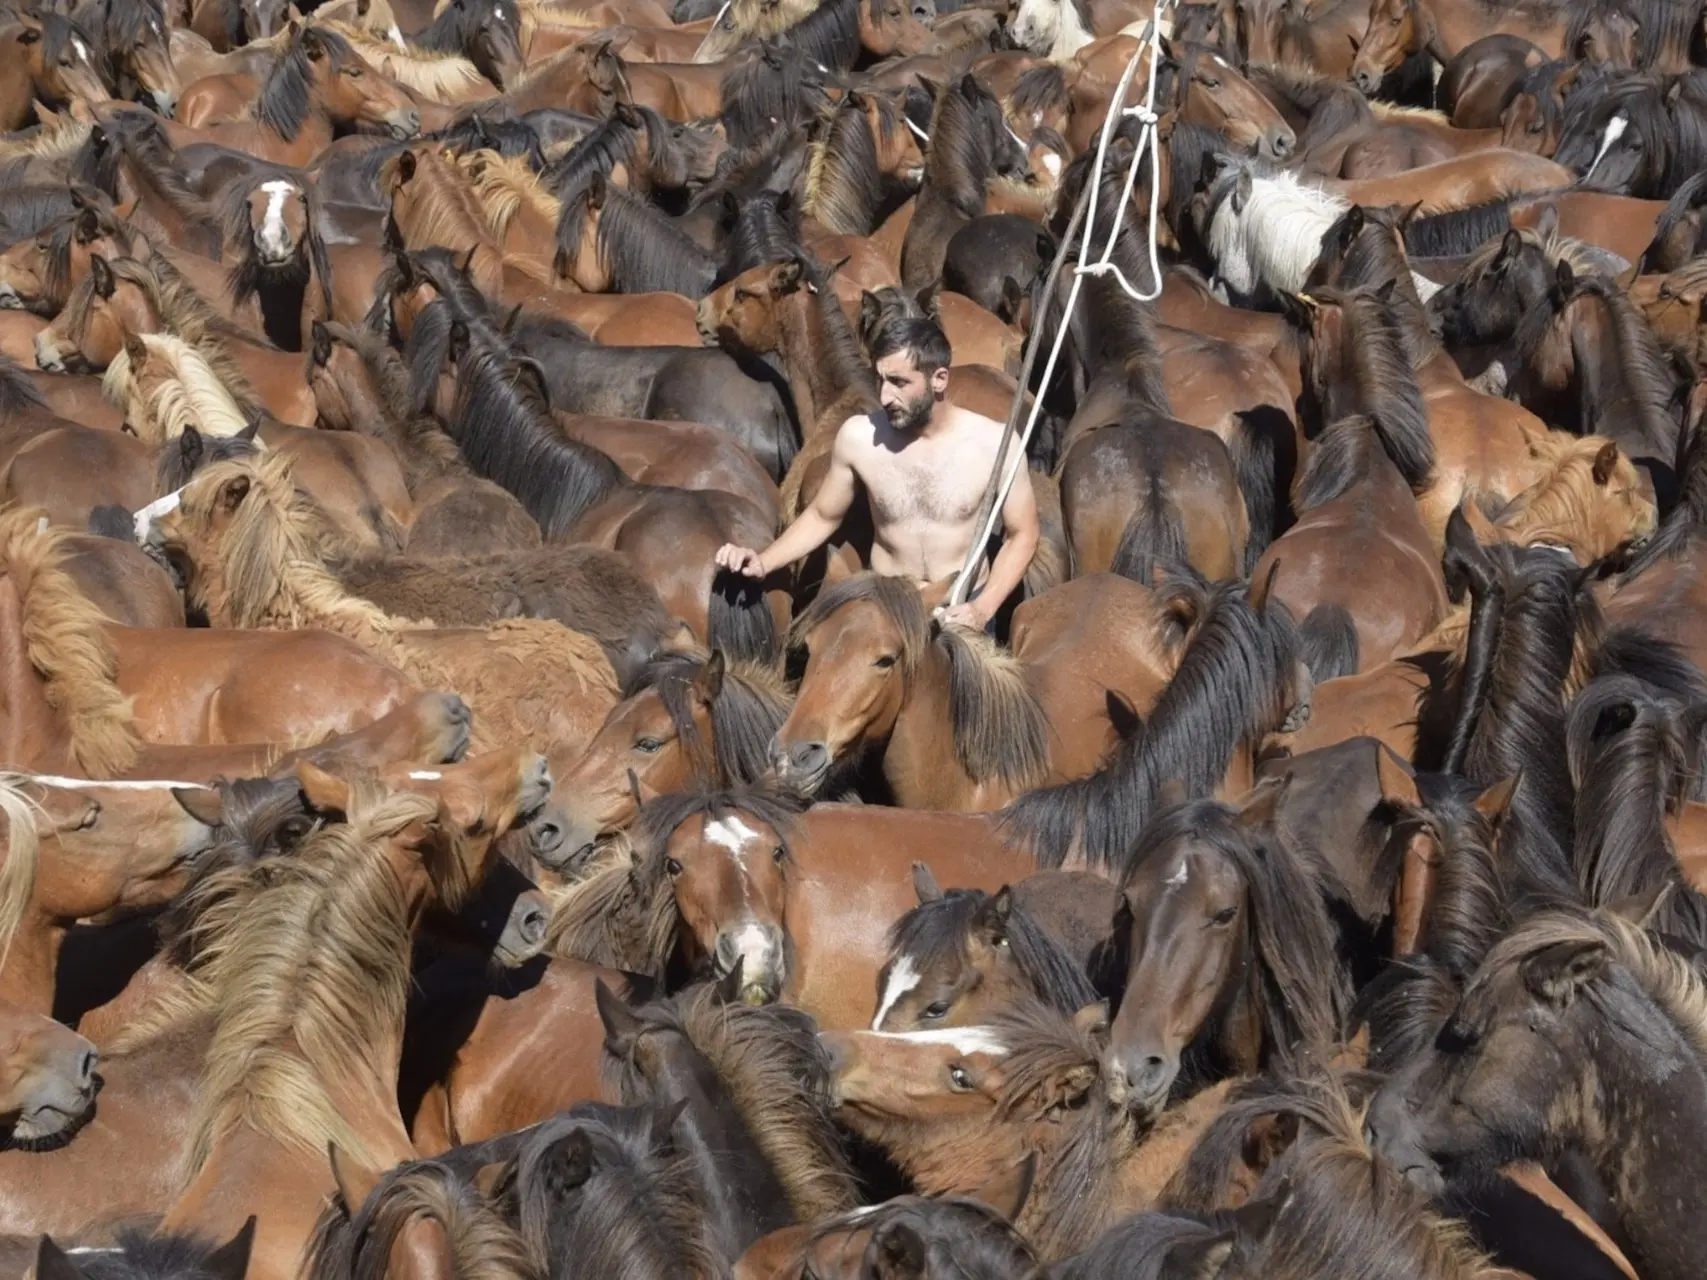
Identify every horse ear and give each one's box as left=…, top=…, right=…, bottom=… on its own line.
left=237, top=416, right=261, bottom=443
left=33, top=1237, right=83, bottom=1280
left=714, top=955, right=745, bottom=1004
left=548, top=1126, right=598, bottom=1188
left=1234, top=773, right=1289, bottom=832
left=1344, top=204, right=1364, bottom=236
left=691, top=649, right=725, bottom=702
left=301, top=25, right=325, bottom=59
left=860, top=290, right=881, bottom=338
left=1375, top=744, right=1421, bottom=809
left=1495, top=227, right=1522, bottom=265
left=1553, top=257, right=1576, bottom=299
left=970, top=1152, right=1035, bottom=1222
left=1374, top=277, right=1398, bottom=304
left=172, top=784, right=225, bottom=827
left=180, top=423, right=205, bottom=469
left=298, top=760, right=353, bottom=815
left=74, top=206, right=99, bottom=243
left=1471, top=773, right=1520, bottom=826
left=911, top=860, right=943, bottom=903
left=1607, top=880, right=1674, bottom=930
left=998, top=275, right=1023, bottom=325
left=123, top=331, right=149, bottom=369
left=1591, top=439, right=1620, bottom=485
left=914, top=279, right=941, bottom=318
left=958, top=72, right=980, bottom=101
left=1275, top=290, right=1313, bottom=331
left=396, top=148, right=417, bottom=184
left=328, top=1143, right=381, bottom=1209
left=204, top=1217, right=256, bottom=1280
left=1394, top=200, right=1423, bottom=230
left=586, top=172, right=607, bottom=212
left=649, top=1096, right=688, bottom=1151
left=1523, top=937, right=1608, bottom=1008
left=975, top=885, right=1013, bottom=946
left=594, top=976, right=644, bottom=1042
left=1164, top=1231, right=1236, bottom=1280
left=869, top=1220, right=928, bottom=1279
left=310, top=320, right=333, bottom=368
left=216, top=471, right=251, bottom=516
left=90, top=253, right=115, bottom=299
left=771, top=258, right=804, bottom=295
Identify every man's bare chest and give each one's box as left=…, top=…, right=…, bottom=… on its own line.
left=859, top=446, right=986, bottom=524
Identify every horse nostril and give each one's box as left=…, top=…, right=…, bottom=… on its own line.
left=77, top=1049, right=97, bottom=1085
left=518, top=904, right=548, bottom=946
left=531, top=817, right=566, bottom=858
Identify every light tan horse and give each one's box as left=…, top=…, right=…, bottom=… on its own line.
left=159, top=753, right=545, bottom=1280
left=146, top=451, right=620, bottom=761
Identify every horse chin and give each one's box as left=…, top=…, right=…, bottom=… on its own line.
left=740, top=980, right=777, bottom=1006
left=0, top=284, right=22, bottom=310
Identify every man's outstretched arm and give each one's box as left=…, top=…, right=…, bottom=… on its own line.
left=715, top=420, right=861, bottom=577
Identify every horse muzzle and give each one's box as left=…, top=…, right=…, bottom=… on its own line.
left=1103, top=1046, right=1178, bottom=1123
left=771, top=739, right=830, bottom=795
left=715, top=923, right=786, bottom=1005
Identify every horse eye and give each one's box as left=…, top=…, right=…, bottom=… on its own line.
left=873, top=654, right=898, bottom=669
left=346, top=67, right=363, bottom=77
left=923, top=1001, right=949, bottom=1019
left=947, top=1064, right=972, bottom=1090
left=1210, top=905, right=1236, bottom=925
left=732, top=287, right=751, bottom=302
left=77, top=802, right=100, bottom=831
left=1527, top=120, right=1543, bottom=133
left=634, top=737, right=663, bottom=754
left=664, top=857, right=683, bottom=876
left=771, top=845, right=786, bottom=865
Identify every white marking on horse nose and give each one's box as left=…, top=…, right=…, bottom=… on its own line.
left=407, top=770, right=443, bottom=780
left=257, top=180, right=296, bottom=259
left=872, top=954, right=920, bottom=1028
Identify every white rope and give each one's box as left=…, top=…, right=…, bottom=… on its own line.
left=946, top=6, right=1172, bottom=610
left=693, top=0, right=732, bottom=61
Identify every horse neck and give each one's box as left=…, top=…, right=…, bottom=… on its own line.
left=1576, top=298, right=1678, bottom=462
left=0, top=574, right=76, bottom=775
left=644, top=1035, right=793, bottom=1257
left=1587, top=1004, right=1707, bottom=1280
left=885, top=642, right=1006, bottom=809
left=0, top=906, right=62, bottom=1015
left=776, top=286, right=875, bottom=434
left=924, top=109, right=990, bottom=217
left=881, top=1112, right=1020, bottom=1196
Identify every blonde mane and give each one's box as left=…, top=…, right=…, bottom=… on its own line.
left=385, top=147, right=504, bottom=260
left=323, top=23, right=490, bottom=101
left=0, top=775, right=41, bottom=972
left=170, top=454, right=619, bottom=749
left=1486, top=433, right=1655, bottom=563
left=0, top=507, right=139, bottom=777
left=103, top=333, right=252, bottom=447
left=184, top=783, right=439, bottom=1177
left=458, top=149, right=560, bottom=241
left=0, top=106, right=91, bottom=161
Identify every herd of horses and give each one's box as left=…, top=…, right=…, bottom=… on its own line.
left=0, top=0, right=1704, bottom=1269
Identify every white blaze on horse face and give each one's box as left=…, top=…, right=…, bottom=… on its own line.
left=865, top=1026, right=1010, bottom=1055
left=407, top=770, right=443, bottom=780
left=904, top=116, right=930, bottom=144
left=389, top=22, right=407, bottom=46
left=1164, top=858, right=1189, bottom=888
left=872, top=953, right=921, bottom=1028
left=1585, top=112, right=1629, bottom=182
left=133, top=488, right=182, bottom=541
left=704, top=813, right=762, bottom=866
left=729, top=918, right=782, bottom=986
left=71, top=36, right=92, bottom=65
left=256, top=180, right=298, bottom=263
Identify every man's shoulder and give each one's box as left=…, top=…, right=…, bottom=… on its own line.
left=836, top=411, right=885, bottom=447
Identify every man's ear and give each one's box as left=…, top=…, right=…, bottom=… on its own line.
left=930, top=364, right=950, bottom=397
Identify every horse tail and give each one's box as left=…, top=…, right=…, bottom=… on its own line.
left=1108, top=483, right=1190, bottom=586
left=1297, top=603, right=1360, bottom=683
left=708, top=569, right=781, bottom=665
left=1227, top=407, right=1284, bottom=573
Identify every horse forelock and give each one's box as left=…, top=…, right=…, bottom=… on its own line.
left=937, top=625, right=1051, bottom=789
left=789, top=572, right=932, bottom=680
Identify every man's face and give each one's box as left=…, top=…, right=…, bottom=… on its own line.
left=876, top=351, right=940, bottom=433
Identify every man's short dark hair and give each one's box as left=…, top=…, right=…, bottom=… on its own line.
left=869, top=315, right=953, bottom=376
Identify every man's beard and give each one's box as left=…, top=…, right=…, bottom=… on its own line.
left=890, top=392, right=934, bottom=433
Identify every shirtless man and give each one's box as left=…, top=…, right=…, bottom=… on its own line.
left=715, top=315, right=1040, bottom=630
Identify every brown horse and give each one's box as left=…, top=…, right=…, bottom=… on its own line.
left=305, top=320, right=541, bottom=556
left=177, top=26, right=418, bottom=168
left=1265, top=293, right=1447, bottom=670
left=555, top=649, right=792, bottom=862
left=38, top=253, right=318, bottom=427
left=1348, top=0, right=1566, bottom=87
left=0, top=772, right=222, bottom=1014
left=773, top=572, right=1183, bottom=809
left=0, top=193, right=137, bottom=320
left=158, top=751, right=546, bottom=1280
left=0, top=14, right=111, bottom=132
left=145, top=451, right=621, bottom=759
left=549, top=792, right=1036, bottom=1030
